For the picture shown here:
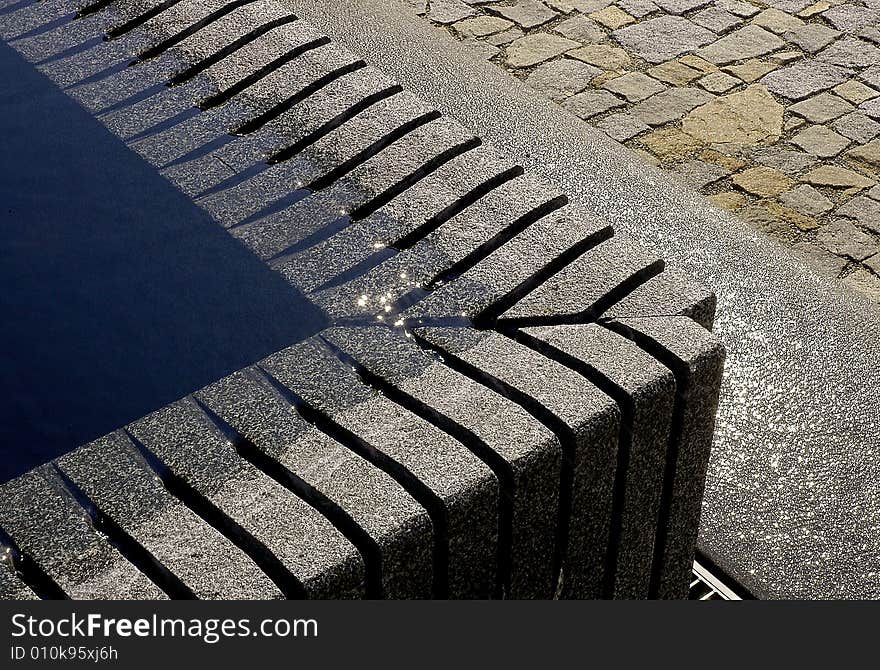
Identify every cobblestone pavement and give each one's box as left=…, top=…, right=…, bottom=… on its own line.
left=406, top=0, right=880, bottom=302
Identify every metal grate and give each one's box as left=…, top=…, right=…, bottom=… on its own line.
left=688, top=559, right=742, bottom=600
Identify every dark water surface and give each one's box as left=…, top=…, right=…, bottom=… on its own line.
left=0, top=41, right=326, bottom=483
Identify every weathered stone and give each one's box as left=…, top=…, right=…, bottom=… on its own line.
left=862, top=66, right=880, bottom=90
left=774, top=202, right=820, bottom=231
left=428, top=0, right=478, bottom=24
left=698, top=71, right=741, bottom=93
left=544, top=0, right=611, bottom=11
left=780, top=184, right=834, bottom=215
left=792, top=125, right=851, bottom=157
left=613, top=16, right=716, bottom=64
left=505, top=33, right=579, bottom=68
left=834, top=79, right=879, bottom=105
left=802, top=165, right=876, bottom=188
left=718, top=0, right=760, bottom=17
left=845, top=139, right=880, bottom=175
left=697, top=26, right=786, bottom=65
left=862, top=97, right=880, bottom=121
left=640, top=127, right=703, bottom=160
left=525, top=58, right=602, bottom=101
left=691, top=6, right=743, bottom=32
left=591, top=71, right=622, bottom=87
left=670, top=159, right=731, bottom=188
left=753, top=8, right=805, bottom=34
left=783, top=23, right=840, bottom=53
left=602, top=71, right=667, bottom=101
left=616, top=0, right=661, bottom=18
left=817, top=219, right=879, bottom=259
left=766, top=0, right=812, bottom=13
left=867, top=253, right=880, bottom=274
left=568, top=43, right=632, bottom=69
left=861, top=25, right=880, bottom=46
left=562, top=89, right=626, bottom=118
left=461, top=39, right=503, bottom=60
left=837, top=195, right=880, bottom=232
left=769, top=50, right=804, bottom=65
left=709, top=190, right=747, bottom=210
left=822, top=5, right=880, bottom=32
left=453, top=16, right=515, bottom=39
left=843, top=268, right=880, bottom=302
left=785, top=116, right=807, bottom=132
left=631, top=87, right=713, bottom=126
left=590, top=5, right=636, bottom=29
left=682, top=84, right=783, bottom=146
left=833, top=112, right=880, bottom=144
left=723, top=59, right=779, bottom=83
left=797, top=1, right=830, bottom=18
left=701, top=148, right=748, bottom=171
left=752, top=145, right=818, bottom=173
left=631, top=147, right=661, bottom=165
left=791, top=240, right=848, bottom=276
left=760, top=60, right=854, bottom=100
left=732, top=166, right=794, bottom=196
left=653, top=0, right=712, bottom=13
left=678, top=54, right=719, bottom=74
left=487, top=27, right=526, bottom=46
left=738, top=203, right=798, bottom=242
left=648, top=60, right=702, bottom=85
left=869, top=185, right=880, bottom=200
left=818, top=37, right=880, bottom=69
left=491, top=0, right=559, bottom=29
left=789, top=93, right=854, bottom=123
left=596, top=112, right=651, bottom=140
left=554, top=15, right=606, bottom=42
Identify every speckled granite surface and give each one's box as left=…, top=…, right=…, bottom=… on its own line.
left=0, top=0, right=723, bottom=599
left=289, top=0, right=880, bottom=598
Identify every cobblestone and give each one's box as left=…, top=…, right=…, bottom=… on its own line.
left=834, top=78, right=879, bottom=104
left=631, top=87, right=713, bottom=125
left=506, top=33, right=579, bottom=67
left=568, top=43, right=633, bottom=67
left=416, top=0, right=880, bottom=302
left=491, top=0, right=560, bottom=29
left=597, top=111, right=652, bottom=139
left=614, top=16, right=716, bottom=62
left=838, top=195, right=880, bottom=232
left=699, top=71, right=740, bottom=93
left=692, top=7, right=743, bottom=32
left=784, top=23, right=840, bottom=52
left=789, top=93, right=854, bottom=123
left=671, top=158, right=731, bottom=187
left=723, top=58, right=779, bottom=82
left=697, top=25, right=785, bottom=64
left=428, top=0, right=478, bottom=24
left=817, top=219, right=878, bottom=259
left=732, top=166, right=794, bottom=196
left=554, top=14, right=606, bottom=41
left=833, top=112, right=880, bottom=144
left=792, top=125, right=852, bottom=157
left=791, top=240, right=848, bottom=276
left=563, top=88, right=627, bottom=117
left=843, top=268, right=880, bottom=301
left=753, top=8, right=805, bottom=34
left=780, top=184, right=835, bottom=215
left=526, top=58, right=602, bottom=99
left=761, top=60, right=854, bottom=100
left=590, top=5, right=637, bottom=28
left=453, top=16, right=515, bottom=38
left=603, top=71, right=668, bottom=100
